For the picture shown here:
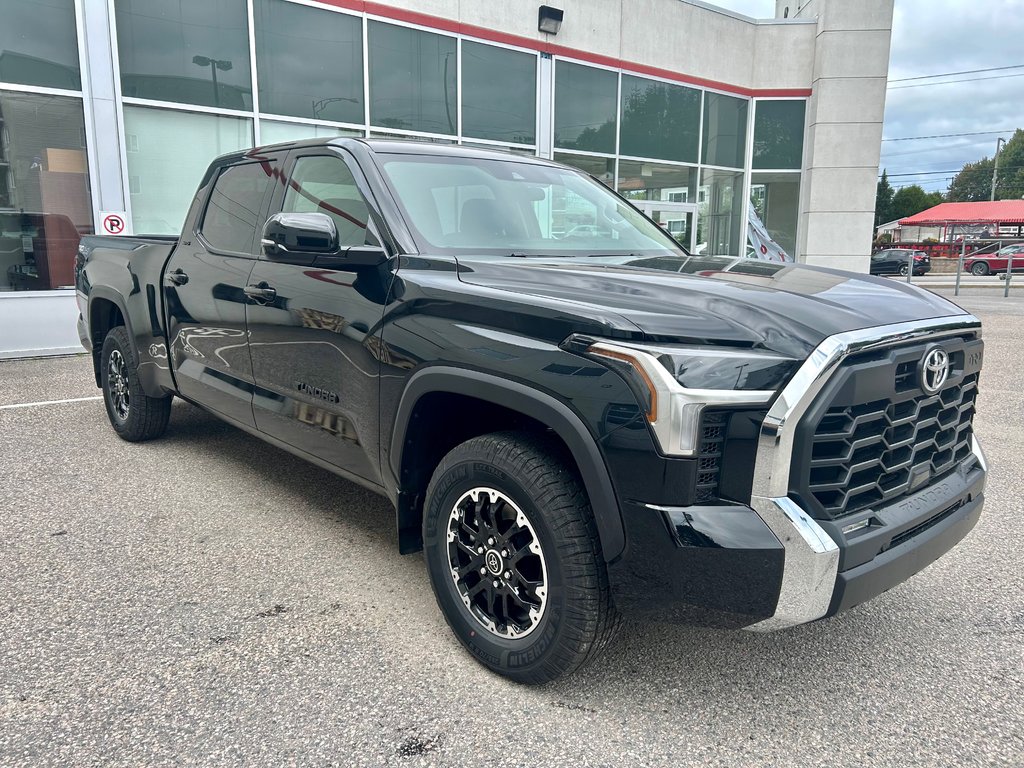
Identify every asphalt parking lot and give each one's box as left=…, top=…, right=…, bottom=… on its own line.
left=2, top=291, right=1022, bottom=767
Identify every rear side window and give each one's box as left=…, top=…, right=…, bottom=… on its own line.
left=201, top=160, right=276, bottom=253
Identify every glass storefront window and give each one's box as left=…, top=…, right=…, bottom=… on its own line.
left=0, top=0, right=81, bottom=90
left=751, top=172, right=800, bottom=259
left=619, top=75, right=700, bottom=164
left=260, top=120, right=362, bottom=145
left=699, top=167, right=743, bottom=257
left=254, top=0, right=363, bottom=124
left=461, top=142, right=537, bottom=156
left=753, top=99, right=806, bottom=170
left=368, top=21, right=457, bottom=135
left=616, top=160, right=696, bottom=203
left=702, top=92, right=748, bottom=169
left=554, top=62, right=617, bottom=154
left=123, top=106, right=252, bottom=235
left=0, top=91, right=92, bottom=291
left=461, top=42, right=536, bottom=145
left=114, top=0, right=252, bottom=110
left=553, top=153, right=615, bottom=187
left=369, top=132, right=455, bottom=144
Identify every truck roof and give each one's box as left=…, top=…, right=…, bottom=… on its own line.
left=216, top=137, right=558, bottom=168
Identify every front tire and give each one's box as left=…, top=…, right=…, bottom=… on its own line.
left=423, top=431, right=619, bottom=684
left=100, top=326, right=172, bottom=442
left=971, top=262, right=990, bottom=276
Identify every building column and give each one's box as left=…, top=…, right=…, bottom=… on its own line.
left=784, top=0, right=894, bottom=271
left=77, top=0, right=129, bottom=231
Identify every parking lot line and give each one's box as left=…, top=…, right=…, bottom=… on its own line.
left=0, top=395, right=102, bottom=411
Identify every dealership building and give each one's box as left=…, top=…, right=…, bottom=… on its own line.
left=0, top=0, right=893, bottom=357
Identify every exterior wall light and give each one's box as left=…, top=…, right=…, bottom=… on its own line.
left=538, top=5, right=564, bottom=35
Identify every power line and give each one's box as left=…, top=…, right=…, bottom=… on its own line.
left=889, top=64, right=1024, bottom=83
left=882, top=129, right=1019, bottom=142
left=880, top=165, right=1024, bottom=178
left=889, top=72, right=1024, bottom=90
left=882, top=139, right=998, bottom=159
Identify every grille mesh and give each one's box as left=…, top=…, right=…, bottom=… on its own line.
left=806, top=373, right=978, bottom=518
left=694, top=412, right=727, bottom=503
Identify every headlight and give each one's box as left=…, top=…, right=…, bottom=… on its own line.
left=564, top=335, right=797, bottom=457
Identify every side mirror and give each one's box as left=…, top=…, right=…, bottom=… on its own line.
left=261, top=212, right=339, bottom=263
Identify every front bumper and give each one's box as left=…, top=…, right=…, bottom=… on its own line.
left=608, top=315, right=987, bottom=631
left=609, top=444, right=984, bottom=629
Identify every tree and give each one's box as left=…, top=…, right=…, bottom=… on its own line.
left=875, top=169, right=895, bottom=227
left=948, top=129, right=1024, bottom=201
left=947, top=158, right=995, bottom=202
left=891, top=184, right=944, bottom=221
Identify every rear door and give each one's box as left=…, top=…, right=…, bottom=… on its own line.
left=163, top=155, right=281, bottom=427
left=246, top=148, right=394, bottom=484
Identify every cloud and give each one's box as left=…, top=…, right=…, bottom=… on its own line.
left=709, top=0, right=1024, bottom=194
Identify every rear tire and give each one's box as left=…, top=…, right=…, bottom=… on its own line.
left=971, top=262, right=990, bottom=276
left=100, top=326, right=172, bottom=442
left=423, top=431, right=620, bottom=684
left=899, top=263, right=910, bottom=276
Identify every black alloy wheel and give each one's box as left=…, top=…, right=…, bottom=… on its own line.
left=446, top=487, right=548, bottom=638
left=971, top=262, right=990, bottom=276
left=423, top=431, right=620, bottom=684
left=107, top=348, right=131, bottom=422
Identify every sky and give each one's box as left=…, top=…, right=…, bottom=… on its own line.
left=709, top=0, right=1024, bottom=194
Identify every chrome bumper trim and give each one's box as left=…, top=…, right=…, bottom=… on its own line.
left=971, top=434, right=988, bottom=474
left=744, top=314, right=982, bottom=632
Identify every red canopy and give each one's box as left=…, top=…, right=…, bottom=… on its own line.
left=900, top=200, right=1024, bottom=226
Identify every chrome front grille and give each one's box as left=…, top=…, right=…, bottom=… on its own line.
left=791, top=333, right=983, bottom=521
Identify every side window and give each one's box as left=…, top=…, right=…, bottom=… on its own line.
left=282, top=155, right=376, bottom=247
left=201, top=160, right=276, bottom=253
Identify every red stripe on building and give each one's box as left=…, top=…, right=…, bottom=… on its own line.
left=313, top=0, right=812, bottom=99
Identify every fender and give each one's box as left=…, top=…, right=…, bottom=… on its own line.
left=389, top=366, right=626, bottom=563
left=87, top=286, right=173, bottom=398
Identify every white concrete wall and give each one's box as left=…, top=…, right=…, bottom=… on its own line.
left=389, top=0, right=817, bottom=93
left=0, top=292, right=83, bottom=359
left=790, top=0, right=894, bottom=271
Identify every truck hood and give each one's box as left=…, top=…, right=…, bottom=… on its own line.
left=454, top=254, right=969, bottom=358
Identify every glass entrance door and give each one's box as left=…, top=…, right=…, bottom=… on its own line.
left=632, top=201, right=698, bottom=253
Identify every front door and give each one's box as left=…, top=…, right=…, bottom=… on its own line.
left=247, top=150, right=394, bottom=484
left=633, top=201, right=699, bottom=253
left=164, top=157, right=280, bottom=427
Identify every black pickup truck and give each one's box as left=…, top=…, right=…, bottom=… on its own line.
left=76, top=139, right=987, bottom=683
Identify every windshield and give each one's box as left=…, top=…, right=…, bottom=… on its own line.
left=376, top=153, right=684, bottom=257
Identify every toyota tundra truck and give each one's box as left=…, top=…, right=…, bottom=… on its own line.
left=75, top=139, right=987, bottom=683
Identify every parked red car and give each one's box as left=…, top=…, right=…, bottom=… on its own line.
left=963, top=243, right=1024, bottom=276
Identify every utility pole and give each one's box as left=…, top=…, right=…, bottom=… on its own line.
left=991, top=136, right=1006, bottom=201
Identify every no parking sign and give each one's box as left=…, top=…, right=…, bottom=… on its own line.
left=100, top=211, right=129, bottom=236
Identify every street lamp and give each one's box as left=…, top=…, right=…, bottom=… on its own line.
left=192, top=55, right=233, bottom=108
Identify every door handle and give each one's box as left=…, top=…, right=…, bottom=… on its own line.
left=244, top=283, right=278, bottom=303
left=166, top=268, right=189, bottom=286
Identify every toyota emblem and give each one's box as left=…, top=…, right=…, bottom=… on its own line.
left=919, top=347, right=950, bottom=395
